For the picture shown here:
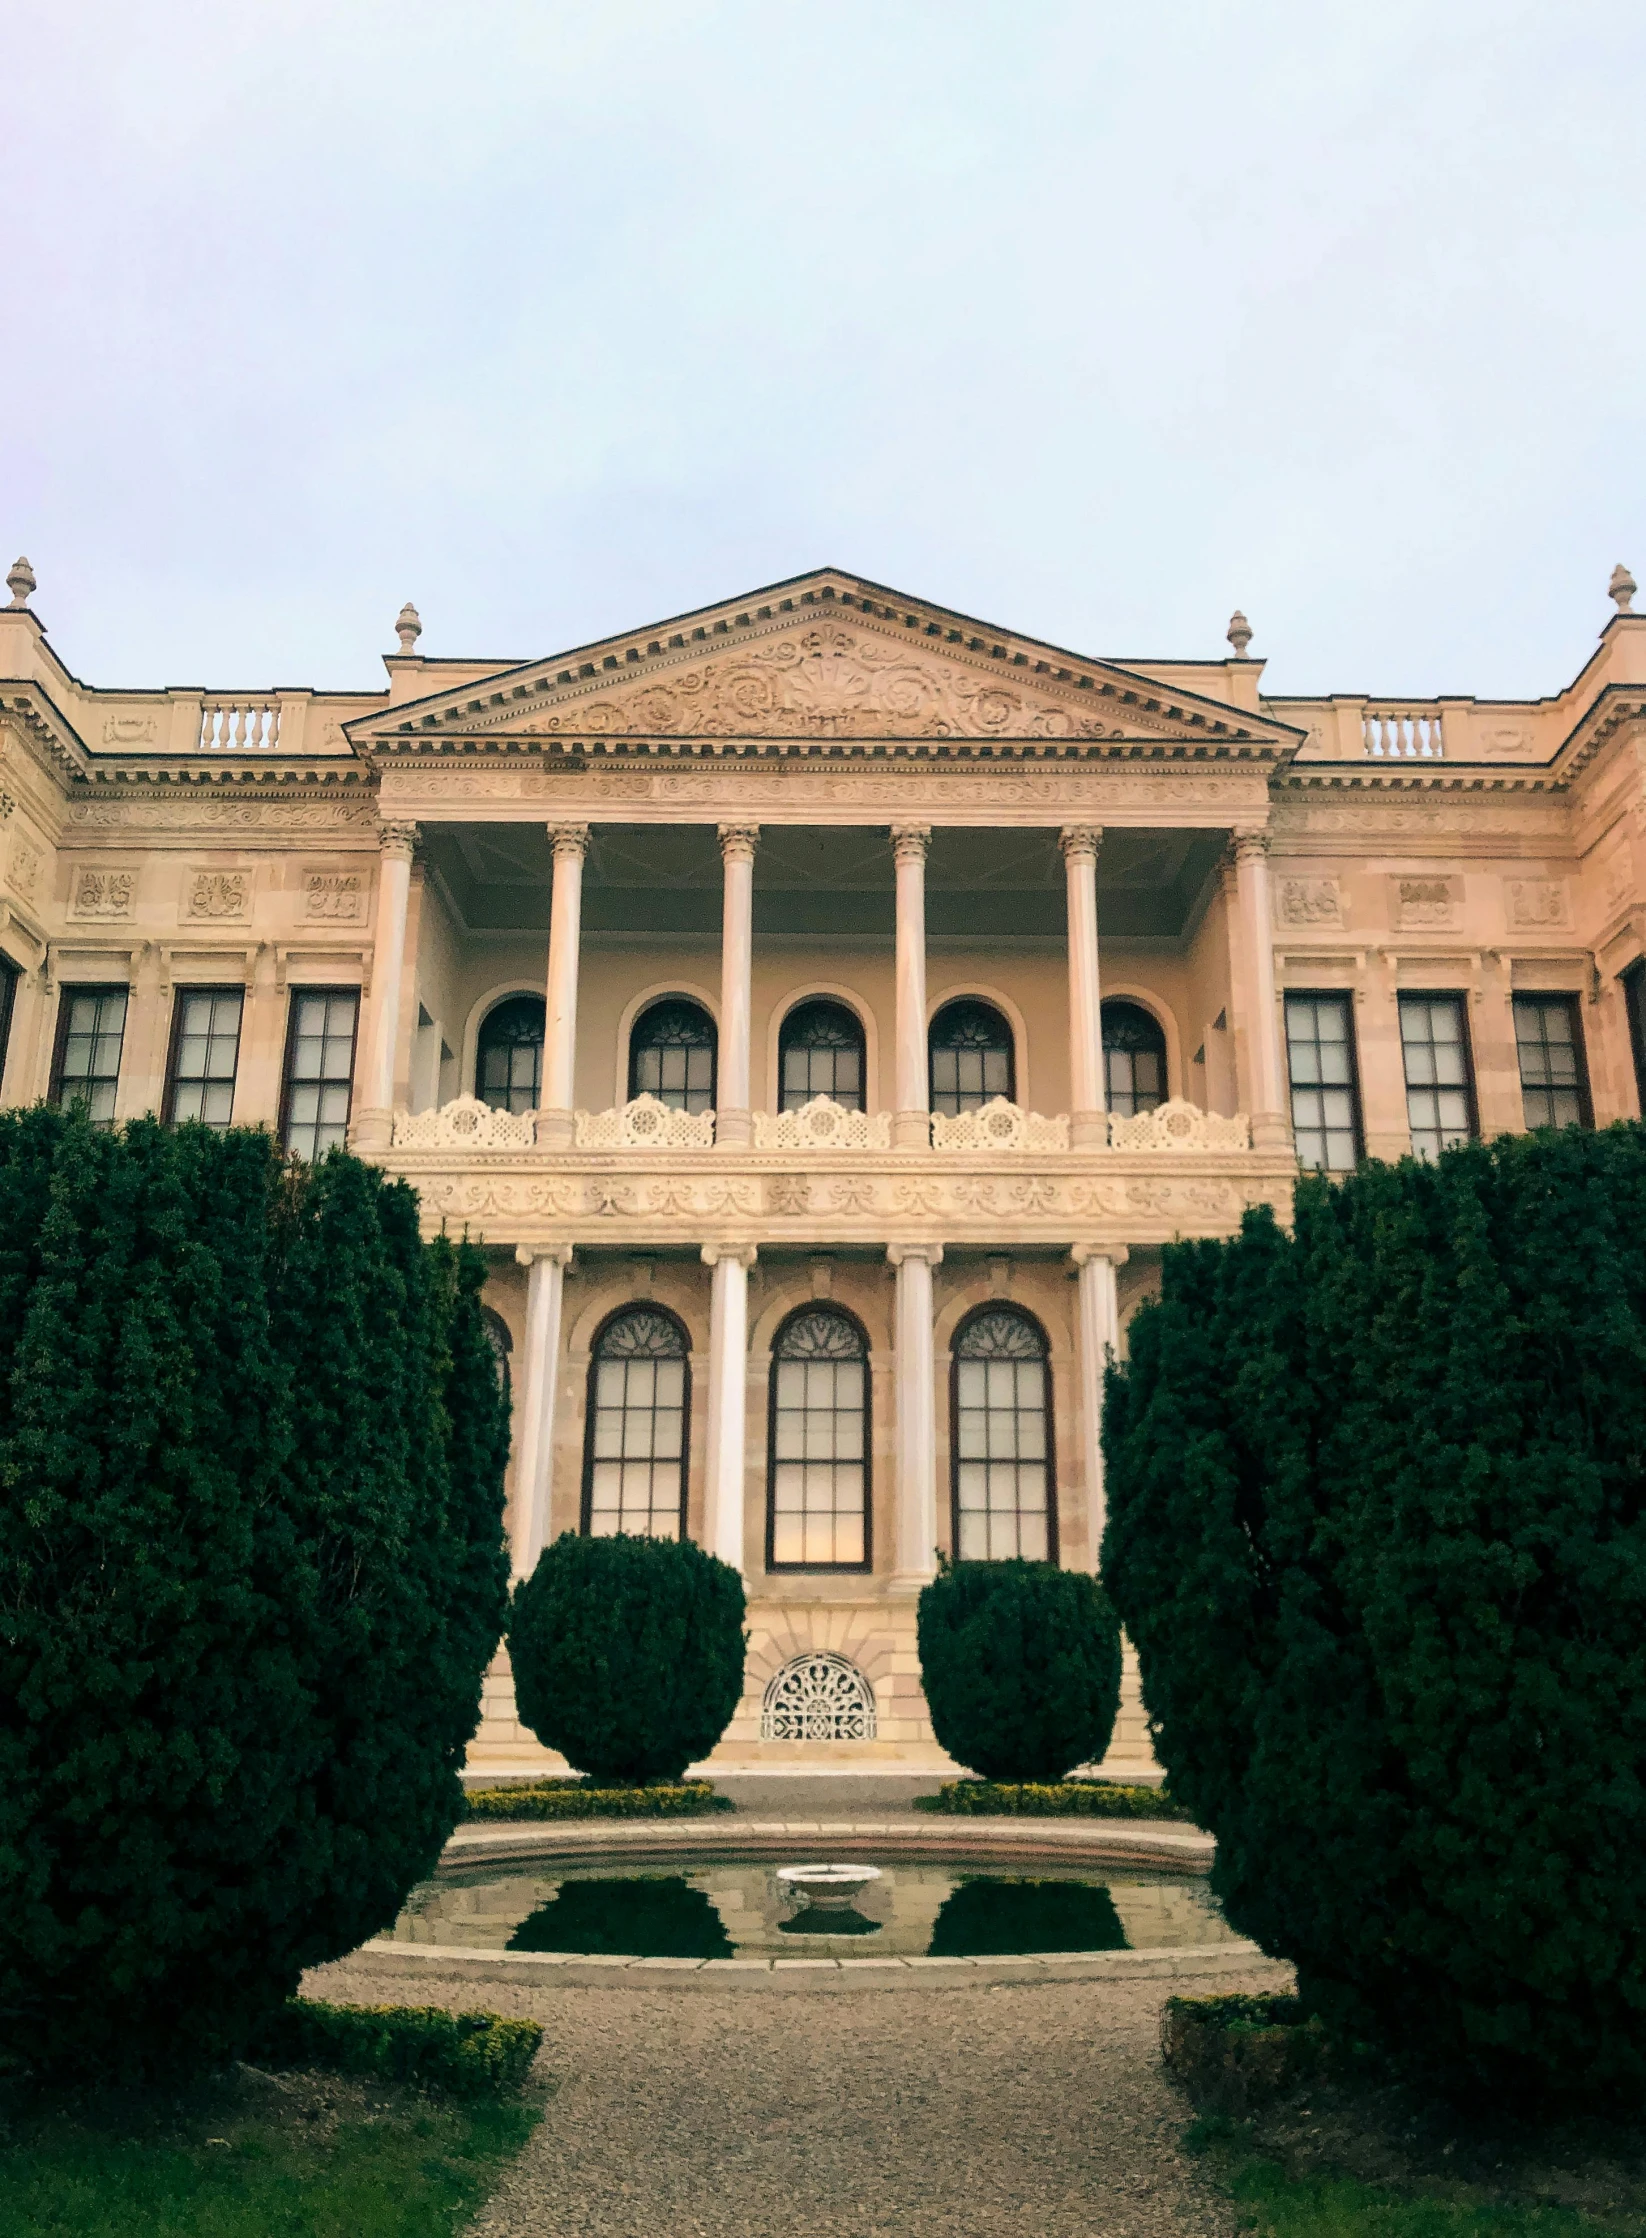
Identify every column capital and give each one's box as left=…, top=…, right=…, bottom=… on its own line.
left=515, top=1243, right=575, bottom=1270
left=717, top=823, right=760, bottom=862
left=886, top=1241, right=944, bottom=1268
left=890, top=822, right=932, bottom=864
left=701, top=1242, right=758, bottom=1270
left=547, top=821, right=590, bottom=860
left=1070, top=1243, right=1130, bottom=1270
left=1230, top=826, right=1271, bottom=862
left=377, top=818, right=419, bottom=861
left=1059, top=823, right=1103, bottom=864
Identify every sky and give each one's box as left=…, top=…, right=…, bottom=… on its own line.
left=7, top=2, right=1643, bottom=702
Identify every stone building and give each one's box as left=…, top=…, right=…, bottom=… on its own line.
left=3, top=556, right=1644, bottom=1772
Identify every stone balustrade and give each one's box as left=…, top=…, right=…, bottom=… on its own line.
left=199, top=698, right=283, bottom=750
left=1362, top=706, right=1445, bottom=759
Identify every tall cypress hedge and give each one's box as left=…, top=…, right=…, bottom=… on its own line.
left=1102, top=1125, right=1646, bottom=2103
left=0, top=1110, right=510, bottom=2076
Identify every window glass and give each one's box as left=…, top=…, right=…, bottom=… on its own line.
left=929, top=1000, right=1013, bottom=1115
left=1101, top=1000, right=1166, bottom=1116
left=283, top=989, right=358, bottom=1160
left=1285, top=993, right=1361, bottom=1172
left=55, top=986, right=128, bottom=1127
left=952, top=1309, right=1052, bottom=1562
left=584, top=1308, right=688, bottom=1539
left=1399, top=995, right=1476, bottom=1159
left=769, top=1308, right=868, bottom=1568
left=779, top=1001, right=865, bottom=1112
left=1514, top=994, right=1590, bottom=1130
left=168, top=989, right=244, bottom=1128
left=476, top=995, right=545, bottom=1114
left=630, top=999, right=716, bottom=1112
left=0, top=955, right=19, bottom=1098
left=1623, top=962, right=1646, bottom=1118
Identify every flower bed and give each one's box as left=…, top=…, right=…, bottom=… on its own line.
left=913, top=1779, right=1194, bottom=1820
left=463, top=1778, right=733, bottom=1822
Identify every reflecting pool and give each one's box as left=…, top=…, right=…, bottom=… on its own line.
left=384, top=1861, right=1235, bottom=1960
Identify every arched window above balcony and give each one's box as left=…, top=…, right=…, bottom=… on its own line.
left=476, top=995, right=545, bottom=1114
left=929, top=999, right=1014, bottom=1115
left=778, top=999, right=865, bottom=1112
left=1101, top=1000, right=1167, bottom=1117
left=629, top=998, right=717, bottom=1112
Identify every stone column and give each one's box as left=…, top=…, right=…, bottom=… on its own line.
left=702, top=1243, right=757, bottom=1570
left=1071, top=1244, right=1128, bottom=1573
left=716, top=825, right=758, bottom=1146
left=888, top=1241, right=943, bottom=1586
left=539, top=823, right=589, bottom=1148
left=353, top=819, right=417, bottom=1150
left=1061, top=825, right=1105, bottom=1146
left=1231, top=830, right=1290, bottom=1151
left=510, top=1244, right=573, bottom=1580
left=889, top=823, right=932, bottom=1148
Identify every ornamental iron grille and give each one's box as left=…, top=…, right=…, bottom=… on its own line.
left=1284, top=993, right=1363, bottom=1174
left=629, top=999, right=717, bottom=1113
left=928, top=999, right=1014, bottom=1115
left=760, top=1651, right=878, bottom=1742
left=779, top=999, right=865, bottom=1112
left=952, top=1307, right=1054, bottom=1563
left=1101, top=999, right=1167, bottom=1117
left=583, top=1307, right=689, bottom=1540
left=768, top=1308, right=869, bottom=1570
left=476, top=995, right=545, bottom=1115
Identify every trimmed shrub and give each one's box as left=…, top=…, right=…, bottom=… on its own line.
left=914, top=1779, right=1192, bottom=1819
left=1104, top=1127, right=1646, bottom=2104
left=1161, top=1994, right=1325, bottom=2117
left=916, top=1559, right=1122, bottom=1783
left=0, top=1112, right=511, bottom=2078
left=509, top=1532, right=746, bottom=1785
left=464, top=1779, right=732, bottom=1820
left=255, top=1999, right=543, bottom=2097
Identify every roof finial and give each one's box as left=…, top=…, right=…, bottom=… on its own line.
left=6, top=557, right=36, bottom=611
left=1609, top=563, right=1637, bottom=615
left=394, top=601, right=422, bottom=653
left=1226, top=608, right=1253, bottom=659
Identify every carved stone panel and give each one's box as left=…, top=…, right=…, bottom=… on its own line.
left=185, top=870, right=250, bottom=922
left=304, top=870, right=367, bottom=922
left=1390, top=874, right=1459, bottom=930
left=1504, top=877, right=1571, bottom=931
left=72, top=866, right=134, bottom=920
left=10, top=837, right=41, bottom=902
left=1276, top=875, right=1342, bottom=928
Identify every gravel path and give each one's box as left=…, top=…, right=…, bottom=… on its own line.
left=308, top=1956, right=1288, bottom=2237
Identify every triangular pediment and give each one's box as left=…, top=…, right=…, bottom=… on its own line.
left=349, top=569, right=1302, bottom=758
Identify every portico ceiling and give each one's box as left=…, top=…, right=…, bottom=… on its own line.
left=421, top=822, right=1227, bottom=942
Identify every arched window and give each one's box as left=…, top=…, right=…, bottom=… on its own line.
left=629, top=998, right=716, bottom=1112
left=779, top=999, right=865, bottom=1111
left=929, top=999, right=1014, bottom=1115
left=480, top=1306, right=512, bottom=1398
left=1102, top=1000, right=1167, bottom=1117
left=951, top=1306, right=1054, bottom=1563
left=768, top=1306, right=870, bottom=1570
left=476, top=995, right=545, bottom=1114
left=581, top=1306, right=690, bottom=1540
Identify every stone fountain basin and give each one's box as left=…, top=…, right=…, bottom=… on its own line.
left=776, top=1863, right=884, bottom=1911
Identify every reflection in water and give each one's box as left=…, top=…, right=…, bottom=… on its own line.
left=927, top=1876, right=1128, bottom=1957
left=778, top=1906, right=881, bottom=1937
left=509, top=1876, right=733, bottom=1960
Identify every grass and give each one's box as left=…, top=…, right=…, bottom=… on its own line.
left=0, top=2067, right=543, bottom=2238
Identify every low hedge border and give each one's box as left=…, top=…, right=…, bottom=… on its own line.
left=253, top=1998, right=544, bottom=2098
left=463, top=1778, right=734, bottom=1821
left=913, top=1779, right=1195, bottom=1820
left=1161, top=1994, right=1326, bottom=2117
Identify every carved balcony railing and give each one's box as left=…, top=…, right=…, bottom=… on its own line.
left=752, top=1098, right=894, bottom=1151
left=930, top=1098, right=1069, bottom=1153
left=1106, top=1100, right=1252, bottom=1153
left=392, top=1096, right=536, bottom=1150
left=1363, top=705, right=1444, bottom=760
left=199, top=698, right=282, bottom=750
left=575, top=1095, right=716, bottom=1150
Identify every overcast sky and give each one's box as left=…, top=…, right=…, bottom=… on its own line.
left=8, top=3, right=1641, bottom=702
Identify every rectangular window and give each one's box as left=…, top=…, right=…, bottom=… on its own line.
left=1284, top=992, right=1362, bottom=1173
left=0, top=954, right=19, bottom=1097
left=281, top=989, right=359, bottom=1160
left=1514, top=993, right=1591, bottom=1130
left=1399, top=993, right=1477, bottom=1160
left=51, top=985, right=128, bottom=1127
left=1623, top=962, right=1646, bottom=1117
left=165, top=987, right=244, bottom=1128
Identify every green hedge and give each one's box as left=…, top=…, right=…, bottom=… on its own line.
left=465, top=1779, right=733, bottom=1820
left=914, top=1779, right=1193, bottom=1819
left=253, top=1998, right=543, bottom=2098
left=916, top=1560, right=1122, bottom=1782
left=1161, top=1993, right=1325, bottom=2117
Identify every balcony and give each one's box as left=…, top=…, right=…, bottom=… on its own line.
left=384, top=1094, right=1294, bottom=1249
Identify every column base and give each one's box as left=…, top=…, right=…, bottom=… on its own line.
left=893, top=1109, right=931, bottom=1150
left=715, top=1107, right=752, bottom=1147
left=1070, top=1109, right=1109, bottom=1148
left=886, top=1568, right=938, bottom=1600
left=350, top=1107, right=393, bottom=1153
left=534, top=1107, right=575, bottom=1148
left=1250, top=1110, right=1295, bottom=1153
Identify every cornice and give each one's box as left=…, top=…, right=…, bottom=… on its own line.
left=0, top=682, right=91, bottom=785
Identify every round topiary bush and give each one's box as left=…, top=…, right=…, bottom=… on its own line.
left=916, top=1559, right=1122, bottom=1782
left=509, top=1532, right=747, bottom=1784
left=1102, top=1125, right=1646, bottom=2105
left=0, top=1110, right=511, bottom=2078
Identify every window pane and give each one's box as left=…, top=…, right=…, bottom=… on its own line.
left=950, top=1310, right=1052, bottom=1562
left=1101, top=1001, right=1167, bottom=1118
left=929, top=1001, right=1014, bottom=1115
left=629, top=1000, right=716, bottom=1112
left=1286, top=993, right=1362, bottom=1173
left=1514, top=995, right=1589, bottom=1132
left=583, top=1308, right=688, bottom=1539
left=768, top=1308, right=869, bottom=1567
left=475, top=996, right=544, bottom=1115
left=778, top=1003, right=866, bottom=1112
left=1400, top=996, right=1476, bottom=1160
left=169, top=989, right=243, bottom=1132
left=56, top=987, right=128, bottom=1130
left=283, top=989, right=358, bottom=1157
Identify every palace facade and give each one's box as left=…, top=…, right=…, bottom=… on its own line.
left=4, top=558, right=1644, bottom=1771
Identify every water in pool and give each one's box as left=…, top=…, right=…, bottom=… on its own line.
left=383, top=1862, right=1235, bottom=1960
